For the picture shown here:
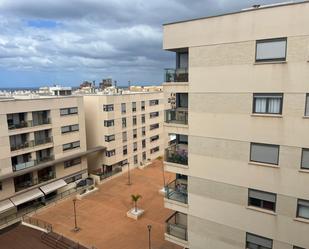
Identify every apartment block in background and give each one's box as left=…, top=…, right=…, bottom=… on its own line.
left=84, top=92, right=164, bottom=182
left=163, top=2, right=309, bottom=249
left=0, top=96, right=100, bottom=227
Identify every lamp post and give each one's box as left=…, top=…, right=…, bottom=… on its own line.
left=72, top=199, right=80, bottom=232
left=147, top=224, right=152, bottom=249
left=127, top=162, right=131, bottom=185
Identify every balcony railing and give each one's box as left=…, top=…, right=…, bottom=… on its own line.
left=10, top=137, right=53, bottom=152
left=165, top=179, right=188, bottom=204
left=165, top=109, right=188, bottom=125
left=91, top=166, right=123, bottom=181
left=8, top=118, right=51, bottom=130
left=165, top=68, right=188, bottom=83
left=166, top=212, right=187, bottom=241
left=14, top=172, right=55, bottom=192
left=13, top=155, right=55, bottom=172
left=165, top=144, right=188, bottom=165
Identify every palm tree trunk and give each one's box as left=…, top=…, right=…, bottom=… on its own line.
left=134, top=201, right=137, bottom=212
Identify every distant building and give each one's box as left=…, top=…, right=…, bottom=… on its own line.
left=38, top=85, right=72, bottom=96
left=99, top=79, right=113, bottom=90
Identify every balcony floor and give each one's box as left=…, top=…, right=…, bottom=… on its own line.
left=33, top=160, right=182, bottom=249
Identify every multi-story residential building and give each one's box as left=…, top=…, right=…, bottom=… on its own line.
left=163, top=2, right=309, bottom=249
left=0, top=96, right=100, bottom=227
left=84, top=92, right=164, bottom=181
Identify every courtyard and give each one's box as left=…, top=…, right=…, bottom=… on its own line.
left=34, top=160, right=181, bottom=249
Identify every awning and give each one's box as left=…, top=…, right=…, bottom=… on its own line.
left=10, top=188, right=44, bottom=206
left=40, top=179, right=67, bottom=195
left=0, top=199, right=15, bottom=213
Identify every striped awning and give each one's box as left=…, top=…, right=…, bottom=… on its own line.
left=10, top=189, right=44, bottom=206
left=0, top=199, right=15, bottom=213
left=40, top=179, right=67, bottom=195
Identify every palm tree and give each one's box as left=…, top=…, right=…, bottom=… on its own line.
left=131, top=194, right=142, bottom=212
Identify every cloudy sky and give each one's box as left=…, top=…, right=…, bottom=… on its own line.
left=0, top=0, right=284, bottom=88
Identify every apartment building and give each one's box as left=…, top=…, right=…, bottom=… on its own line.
left=84, top=92, right=164, bottom=181
left=163, top=2, right=309, bottom=249
left=0, top=96, right=98, bottom=226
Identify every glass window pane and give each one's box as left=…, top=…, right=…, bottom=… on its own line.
left=256, top=39, right=286, bottom=61
left=251, top=143, right=279, bottom=165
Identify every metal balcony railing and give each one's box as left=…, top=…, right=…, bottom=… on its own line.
left=166, top=212, right=188, bottom=241
left=165, top=179, right=188, bottom=204
left=8, top=118, right=51, bottom=130
left=165, top=109, right=188, bottom=125
left=10, top=137, right=53, bottom=152
left=164, top=68, right=188, bottom=83
left=165, top=144, right=188, bottom=165
left=15, top=172, right=55, bottom=192
left=12, top=155, right=55, bottom=172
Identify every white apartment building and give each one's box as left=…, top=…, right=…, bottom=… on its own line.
left=84, top=92, right=164, bottom=181
left=0, top=96, right=101, bottom=228
left=163, top=2, right=309, bottom=249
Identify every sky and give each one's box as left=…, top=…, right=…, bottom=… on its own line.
left=0, top=0, right=286, bottom=88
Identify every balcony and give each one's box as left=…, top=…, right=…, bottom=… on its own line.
left=8, top=118, right=51, bottom=131
left=165, top=212, right=188, bottom=247
left=10, top=136, right=53, bottom=152
left=165, top=68, right=188, bottom=83
left=12, top=155, right=55, bottom=172
left=165, top=179, right=188, bottom=204
left=165, top=109, right=188, bottom=125
left=165, top=143, right=188, bottom=166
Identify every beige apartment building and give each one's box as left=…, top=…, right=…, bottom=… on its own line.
left=163, top=2, right=309, bottom=249
left=0, top=96, right=99, bottom=227
left=84, top=92, right=164, bottom=181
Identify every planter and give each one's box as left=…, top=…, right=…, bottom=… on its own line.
left=76, top=186, right=98, bottom=200
left=126, top=208, right=145, bottom=220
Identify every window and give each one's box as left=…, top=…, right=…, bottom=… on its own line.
left=250, top=143, right=279, bottom=165
left=150, top=146, right=159, bottom=154
left=301, top=148, right=309, bottom=170
left=104, top=120, right=114, bottom=127
left=60, top=107, right=78, bottom=116
left=134, top=155, right=138, bottom=164
left=149, top=99, right=159, bottom=106
left=177, top=93, right=188, bottom=108
left=150, top=123, right=159, bottom=130
left=150, top=112, right=159, bottom=118
left=65, top=173, right=82, bottom=184
left=142, top=152, right=146, bottom=161
left=297, top=199, right=309, bottom=220
left=61, top=124, right=79, bottom=134
left=248, top=189, right=276, bottom=211
left=142, top=127, right=146, bottom=136
left=305, top=94, right=309, bottom=116
left=106, top=149, right=116, bottom=157
left=64, top=157, right=81, bottom=168
left=133, top=116, right=137, bottom=126
left=0, top=182, right=2, bottom=191
left=121, top=103, right=126, bottom=114
left=253, top=93, right=283, bottom=114
left=142, top=139, right=146, bottom=149
left=141, top=114, right=145, bottom=124
left=123, top=145, right=127, bottom=155
left=150, top=135, right=159, bottom=142
left=133, top=129, right=137, bottom=139
left=105, top=135, right=115, bottom=142
left=294, top=246, right=305, bottom=249
left=246, top=233, right=273, bottom=249
left=133, top=142, right=137, bottom=152
left=103, top=104, right=114, bottom=112
left=132, top=102, right=136, bottom=112
left=122, top=132, right=127, bottom=142
left=255, top=38, right=287, bottom=62
left=63, top=141, right=80, bottom=151
left=141, top=101, right=145, bottom=111
left=122, top=118, right=127, bottom=128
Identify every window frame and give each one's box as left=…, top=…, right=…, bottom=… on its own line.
left=60, top=107, right=78, bottom=116
left=255, top=37, right=287, bottom=62
left=296, top=199, right=309, bottom=220
left=105, top=135, right=115, bottom=142
left=304, top=94, right=309, bottom=116
left=252, top=93, right=283, bottom=115
left=300, top=148, right=309, bottom=170
left=250, top=142, right=280, bottom=165
left=64, top=157, right=81, bottom=168
left=248, top=188, right=277, bottom=212
left=103, top=104, right=114, bottom=112
left=246, top=233, right=273, bottom=249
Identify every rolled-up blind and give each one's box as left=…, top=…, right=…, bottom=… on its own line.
left=250, top=143, right=279, bottom=165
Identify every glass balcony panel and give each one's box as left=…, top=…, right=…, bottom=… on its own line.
left=165, top=144, right=188, bottom=165
left=165, top=179, right=188, bottom=204
left=165, top=109, right=188, bottom=125
left=165, top=68, right=188, bottom=83
left=166, top=212, right=187, bottom=241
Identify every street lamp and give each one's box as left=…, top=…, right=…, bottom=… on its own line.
left=72, top=199, right=80, bottom=232
left=147, top=224, right=152, bottom=249
left=127, top=162, right=131, bottom=185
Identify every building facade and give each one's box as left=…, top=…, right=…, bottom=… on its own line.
left=84, top=92, right=164, bottom=181
left=163, top=2, right=309, bottom=249
left=0, top=96, right=94, bottom=226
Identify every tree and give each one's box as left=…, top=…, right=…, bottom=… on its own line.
left=131, top=194, right=142, bottom=212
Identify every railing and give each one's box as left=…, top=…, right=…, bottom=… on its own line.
left=10, top=137, right=53, bottom=152
left=166, top=212, right=188, bottom=241
left=0, top=186, right=88, bottom=228
left=92, top=167, right=123, bottom=181
left=164, top=68, right=188, bottom=83
left=165, top=179, right=188, bottom=204
left=8, top=118, right=51, bottom=130
left=23, top=215, right=53, bottom=232
left=165, top=109, right=188, bottom=125
left=15, top=172, right=56, bottom=192
left=13, top=155, right=55, bottom=172
left=165, top=144, right=188, bottom=165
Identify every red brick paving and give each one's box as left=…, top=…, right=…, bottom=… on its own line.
left=34, top=160, right=181, bottom=249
